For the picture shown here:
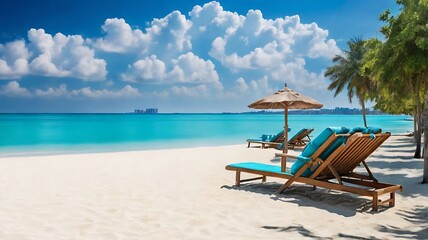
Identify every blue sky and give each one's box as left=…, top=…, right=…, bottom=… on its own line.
left=0, top=0, right=398, bottom=113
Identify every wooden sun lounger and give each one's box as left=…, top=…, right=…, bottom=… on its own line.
left=226, top=132, right=403, bottom=211
left=246, top=128, right=313, bottom=149
left=288, top=128, right=314, bottom=149
left=246, top=131, right=285, bottom=149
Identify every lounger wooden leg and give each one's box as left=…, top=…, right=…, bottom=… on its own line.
left=235, top=170, right=241, bottom=186
left=276, top=176, right=296, bottom=194
left=247, top=142, right=250, bottom=148
left=277, top=161, right=311, bottom=194
left=281, top=156, right=286, bottom=172
left=261, top=143, right=265, bottom=149
left=312, top=185, right=317, bottom=190
left=389, top=192, right=395, bottom=207
left=372, top=194, right=379, bottom=212
left=262, top=176, right=266, bottom=182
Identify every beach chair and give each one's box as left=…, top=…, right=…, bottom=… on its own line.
left=288, top=128, right=314, bottom=148
left=246, top=130, right=285, bottom=149
left=276, top=128, right=314, bottom=150
left=226, top=128, right=403, bottom=211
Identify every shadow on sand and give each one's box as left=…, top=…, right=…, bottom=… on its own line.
left=377, top=206, right=428, bottom=239
left=260, top=224, right=384, bottom=240
left=223, top=135, right=427, bottom=239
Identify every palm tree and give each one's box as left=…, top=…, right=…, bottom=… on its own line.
left=324, top=38, right=375, bottom=127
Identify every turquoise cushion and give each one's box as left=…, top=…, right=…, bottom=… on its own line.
left=276, top=128, right=306, bottom=150
left=269, top=130, right=284, bottom=142
left=261, top=134, right=271, bottom=141
left=319, top=136, right=347, bottom=160
left=367, top=127, right=382, bottom=134
left=291, top=155, right=314, bottom=177
left=288, top=128, right=305, bottom=141
left=293, top=128, right=306, bottom=136
left=227, top=162, right=292, bottom=175
left=300, top=127, right=349, bottom=157
left=291, top=127, right=349, bottom=177
left=348, top=127, right=382, bottom=134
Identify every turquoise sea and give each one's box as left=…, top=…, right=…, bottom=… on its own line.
left=0, top=114, right=412, bottom=157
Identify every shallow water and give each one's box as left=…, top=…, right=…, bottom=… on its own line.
left=0, top=113, right=412, bottom=156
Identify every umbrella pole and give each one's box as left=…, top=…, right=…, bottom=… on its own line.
left=284, top=106, right=288, bottom=154
left=280, top=106, right=288, bottom=172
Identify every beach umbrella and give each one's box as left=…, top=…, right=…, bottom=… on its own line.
left=248, top=83, right=323, bottom=153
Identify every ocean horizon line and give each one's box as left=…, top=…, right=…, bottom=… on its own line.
left=0, top=112, right=411, bottom=116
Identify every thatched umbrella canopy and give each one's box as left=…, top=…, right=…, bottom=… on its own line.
left=248, top=84, right=323, bottom=153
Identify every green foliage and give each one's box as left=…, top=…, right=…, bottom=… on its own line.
left=326, top=0, right=427, bottom=118
left=325, top=38, right=376, bottom=104
left=373, top=0, right=427, bottom=162
left=382, top=0, right=428, bottom=69
left=363, top=0, right=428, bottom=115
left=325, top=38, right=376, bottom=127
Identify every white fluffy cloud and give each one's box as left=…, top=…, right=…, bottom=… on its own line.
left=170, top=52, right=220, bottom=87
left=171, top=84, right=209, bottom=97
left=0, top=40, right=30, bottom=79
left=147, top=11, right=192, bottom=55
left=93, top=11, right=192, bottom=55
left=0, top=29, right=107, bottom=81
left=227, top=75, right=273, bottom=98
left=121, top=55, right=167, bottom=82
left=235, top=77, right=248, bottom=92
left=271, top=58, right=327, bottom=89
left=0, top=1, right=339, bottom=106
left=28, top=29, right=107, bottom=80
left=249, top=75, right=273, bottom=94
left=92, top=1, right=337, bottom=92
left=35, top=84, right=68, bottom=97
left=220, top=75, right=274, bottom=99
left=70, top=85, right=140, bottom=99
left=1, top=81, right=140, bottom=99
left=209, top=11, right=340, bottom=74
left=122, top=52, right=222, bottom=89
left=92, top=18, right=148, bottom=53
left=0, top=81, right=31, bottom=97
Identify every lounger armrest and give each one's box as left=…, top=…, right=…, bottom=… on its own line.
left=275, top=153, right=298, bottom=159
left=246, top=140, right=282, bottom=145
left=275, top=153, right=299, bottom=172
left=336, top=134, right=351, bottom=137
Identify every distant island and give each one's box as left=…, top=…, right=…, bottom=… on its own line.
left=223, top=107, right=386, bottom=115
left=126, top=107, right=391, bottom=115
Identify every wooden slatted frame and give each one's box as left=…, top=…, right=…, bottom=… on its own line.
left=313, top=133, right=390, bottom=179
left=226, top=132, right=403, bottom=211
left=247, top=131, right=285, bottom=149
left=276, top=132, right=341, bottom=172
left=247, top=128, right=314, bottom=149
left=288, top=128, right=314, bottom=149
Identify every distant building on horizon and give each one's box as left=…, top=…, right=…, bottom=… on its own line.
left=133, top=108, right=159, bottom=114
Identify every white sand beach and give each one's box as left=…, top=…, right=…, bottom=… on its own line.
left=0, top=135, right=427, bottom=240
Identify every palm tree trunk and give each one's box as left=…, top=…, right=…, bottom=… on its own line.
left=413, top=110, right=417, bottom=142
left=360, top=98, right=368, bottom=128
left=414, top=114, right=422, bottom=159
left=423, top=69, right=428, bottom=183
left=414, top=79, right=422, bottom=159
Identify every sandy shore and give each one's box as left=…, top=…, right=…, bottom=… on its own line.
left=0, top=136, right=427, bottom=239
